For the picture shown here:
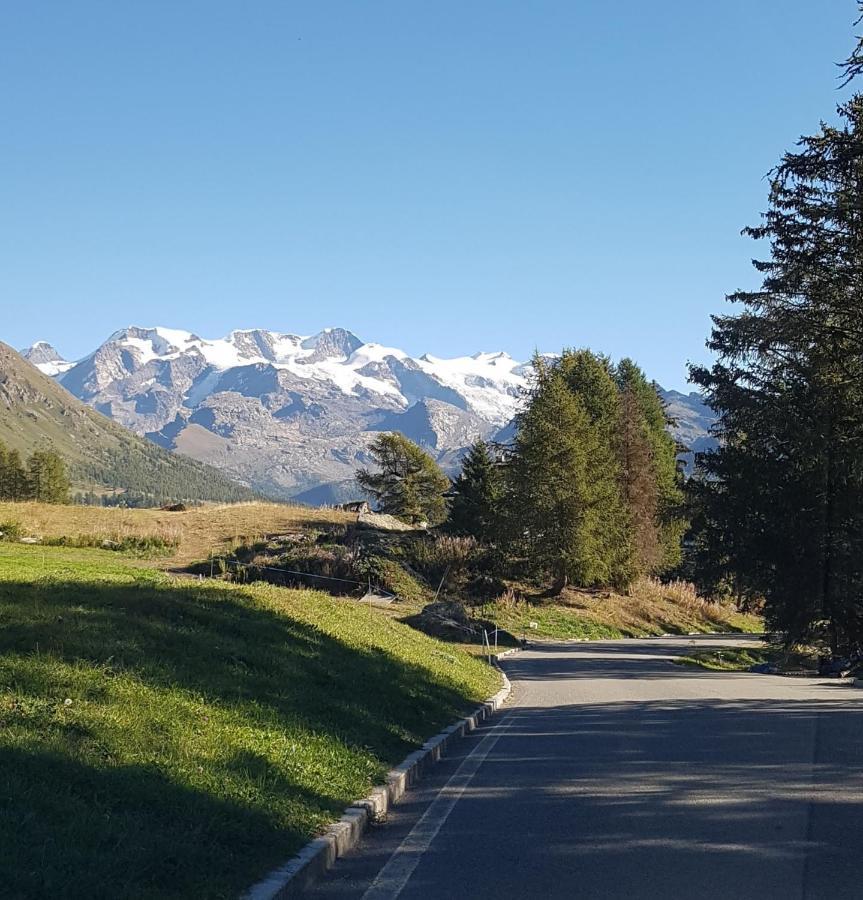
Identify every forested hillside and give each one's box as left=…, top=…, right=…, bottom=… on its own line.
left=0, top=342, right=257, bottom=505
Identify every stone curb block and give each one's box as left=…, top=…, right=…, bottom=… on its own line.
left=244, top=647, right=519, bottom=900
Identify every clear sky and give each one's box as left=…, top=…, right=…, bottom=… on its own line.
left=1, top=1, right=857, bottom=389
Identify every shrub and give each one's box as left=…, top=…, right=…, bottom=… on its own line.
left=277, top=544, right=358, bottom=590
left=465, top=573, right=509, bottom=602
left=355, top=555, right=431, bottom=606
left=40, top=533, right=179, bottom=557
left=407, top=535, right=479, bottom=584
left=0, top=521, right=22, bottom=542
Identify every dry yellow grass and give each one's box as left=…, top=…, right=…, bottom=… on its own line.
left=484, top=576, right=762, bottom=640
left=0, top=501, right=352, bottom=566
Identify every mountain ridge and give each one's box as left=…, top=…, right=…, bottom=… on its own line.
left=2, top=341, right=258, bottom=504
left=21, top=326, right=715, bottom=499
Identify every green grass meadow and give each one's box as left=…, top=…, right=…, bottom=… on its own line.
left=0, top=544, right=499, bottom=899
left=673, top=646, right=772, bottom=671
left=673, top=645, right=818, bottom=673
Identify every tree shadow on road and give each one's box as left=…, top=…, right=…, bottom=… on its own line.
left=400, top=695, right=863, bottom=899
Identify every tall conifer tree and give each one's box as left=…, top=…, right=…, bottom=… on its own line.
left=691, top=96, right=863, bottom=649
left=507, top=358, right=594, bottom=591
left=357, top=432, right=450, bottom=525
left=617, top=382, right=662, bottom=575
left=508, top=353, right=634, bottom=592
left=447, top=439, right=504, bottom=542
left=0, top=444, right=28, bottom=501
left=616, top=359, right=686, bottom=572
left=27, top=450, right=71, bottom=504
left=558, top=350, right=634, bottom=588
left=0, top=443, right=8, bottom=501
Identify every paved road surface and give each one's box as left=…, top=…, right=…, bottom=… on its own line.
left=308, top=635, right=863, bottom=899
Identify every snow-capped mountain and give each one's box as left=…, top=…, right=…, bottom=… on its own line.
left=45, top=326, right=525, bottom=421
left=21, top=326, right=715, bottom=500
left=21, top=326, right=530, bottom=501
left=20, top=341, right=75, bottom=377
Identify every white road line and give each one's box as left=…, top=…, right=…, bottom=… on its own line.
left=361, top=715, right=514, bottom=900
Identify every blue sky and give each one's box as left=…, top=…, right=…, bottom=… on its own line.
left=0, top=1, right=857, bottom=389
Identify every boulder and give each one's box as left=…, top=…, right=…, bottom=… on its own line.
left=404, top=599, right=517, bottom=646
left=408, top=600, right=475, bottom=642
left=357, top=511, right=424, bottom=533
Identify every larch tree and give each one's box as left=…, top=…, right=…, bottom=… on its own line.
left=617, top=381, right=662, bottom=576
left=356, top=432, right=450, bottom=525
left=0, top=442, right=70, bottom=504
left=616, top=358, right=686, bottom=573
left=558, top=349, right=634, bottom=590
left=0, top=443, right=29, bottom=501
left=506, top=352, right=634, bottom=593
left=506, top=357, right=594, bottom=592
left=27, top=450, right=71, bottom=504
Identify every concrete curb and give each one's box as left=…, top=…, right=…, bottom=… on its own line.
left=243, top=647, right=520, bottom=900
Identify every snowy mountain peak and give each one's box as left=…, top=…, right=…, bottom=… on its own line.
left=22, top=341, right=63, bottom=363
left=299, top=328, right=363, bottom=361
left=23, top=322, right=710, bottom=502
left=105, top=326, right=202, bottom=361
left=225, top=329, right=281, bottom=362
left=51, top=324, right=530, bottom=424
left=38, top=322, right=538, bottom=501
left=21, top=341, right=73, bottom=376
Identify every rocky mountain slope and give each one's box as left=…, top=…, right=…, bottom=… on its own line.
left=22, top=327, right=715, bottom=501
left=657, top=388, right=718, bottom=473
left=2, top=342, right=257, bottom=504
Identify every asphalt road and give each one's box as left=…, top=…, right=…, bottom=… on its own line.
left=307, top=635, right=863, bottom=899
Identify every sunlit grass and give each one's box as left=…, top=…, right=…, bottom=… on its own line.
left=0, top=543, right=499, bottom=898
left=0, top=500, right=353, bottom=566
left=478, top=578, right=763, bottom=642
left=674, top=645, right=817, bottom=672
left=674, top=647, right=772, bottom=671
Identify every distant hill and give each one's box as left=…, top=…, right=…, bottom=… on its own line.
left=0, top=342, right=257, bottom=504
left=657, top=388, right=718, bottom=473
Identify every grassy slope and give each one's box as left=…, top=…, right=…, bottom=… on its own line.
left=0, top=500, right=353, bottom=566
left=0, top=498, right=760, bottom=635
left=0, top=543, right=499, bottom=899
left=674, top=647, right=772, bottom=671
left=674, top=645, right=818, bottom=672
left=478, top=579, right=762, bottom=641
left=0, top=341, right=256, bottom=502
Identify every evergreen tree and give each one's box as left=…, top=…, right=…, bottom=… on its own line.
left=8, top=450, right=27, bottom=500
left=841, top=3, right=863, bottom=86
left=691, top=96, right=863, bottom=650
left=357, top=432, right=451, bottom=525
left=507, top=358, right=594, bottom=592
left=0, top=442, right=8, bottom=500
left=558, top=350, right=634, bottom=588
left=447, top=439, right=504, bottom=542
left=617, top=382, right=662, bottom=575
left=616, top=359, right=686, bottom=572
left=0, top=443, right=28, bottom=501
left=27, top=450, right=70, bottom=504
left=506, top=353, right=633, bottom=592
